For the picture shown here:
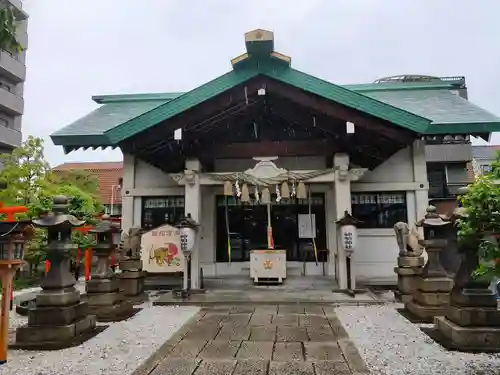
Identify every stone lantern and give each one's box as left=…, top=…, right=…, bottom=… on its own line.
left=432, top=187, right=500, bottom=350
left=336, top=210, right=362, bottom=295
left=86, top=215, right=133, bottom=321
left=15, top=196, right=98, bottom=349
left=173, top=213, right=199, bottom=299
left=0, top=217, right=31, bottom=364
left=405, top=206, right=454, bottom=322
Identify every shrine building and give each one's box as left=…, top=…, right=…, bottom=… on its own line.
left=51, top=29, right=500, bottom=290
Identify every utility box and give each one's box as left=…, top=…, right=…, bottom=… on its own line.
left=250, top=249, right=286, bottom=284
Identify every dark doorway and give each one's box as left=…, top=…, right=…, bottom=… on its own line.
left=215, top=194, right=327, bottom=262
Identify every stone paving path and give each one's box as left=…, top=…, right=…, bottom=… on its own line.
left=144, top=305, right=370, bottom=375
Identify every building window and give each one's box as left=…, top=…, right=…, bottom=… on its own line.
left=141, top=196, right=185, bottom=230
left=0, top=82, right=11, bottom=92
left=351, top=192, right=407, bottom=229
left=0, top=117, right=8, bottom=127
left=481, top=164, right=492, bottom=174
left=427, top=162, right=468, bottom=198
left=103, top=204, right=122, bottom=216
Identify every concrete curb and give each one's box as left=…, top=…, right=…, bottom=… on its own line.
left=153, top=299, right=385, bottom=307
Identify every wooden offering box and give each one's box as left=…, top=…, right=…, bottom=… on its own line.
left=250, top=249, right=286, bottom=284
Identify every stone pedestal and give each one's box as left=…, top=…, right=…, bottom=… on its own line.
left=119, top=259, right=147, bottom=303
left=86, top=278, right=133, bottom=321
left=405, top=238, right=454, bottom=323
left=16, top=291, right=97, bottom=347
left=15, top=196, right=99, bottom=349
left=433, top=290, right=500, bottom=351
left=394, top=256, right=424, bottom=302
left=432, top=236, right=500, bottom=351
left=406, top=276, right=453, bottom=322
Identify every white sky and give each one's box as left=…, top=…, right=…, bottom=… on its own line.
left=22, top=0, right=500, bottom=166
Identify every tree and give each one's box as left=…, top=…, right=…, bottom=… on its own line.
left=0, top=136, right=51, bottom=206
left=0, top=137, right=103, bottom=276
left=0, top=6, right=23, bottom=53
left=457, top=151, right=500, bottom=279
left=54, top=169, right=100, bottom=196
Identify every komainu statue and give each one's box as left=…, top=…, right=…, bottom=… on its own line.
left=394, top=222, right=423, bottom=257
left=119, top=227, right=143, bottom=260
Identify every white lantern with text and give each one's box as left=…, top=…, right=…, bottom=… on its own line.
left=179, top=226, right=196, bottom=253
left=175, top=214, right=199, bottom=295
left=336, top=210, right=362, bottom=257
left=336, top=210, right=363, bottom=294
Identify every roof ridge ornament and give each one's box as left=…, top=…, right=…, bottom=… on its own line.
left=231, top=29, right=291, bottom=69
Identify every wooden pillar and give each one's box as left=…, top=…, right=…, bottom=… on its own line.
left=0, top=262, right=21, bottom=364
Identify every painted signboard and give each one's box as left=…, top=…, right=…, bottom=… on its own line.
left=141, top=224, right=184, bottom=273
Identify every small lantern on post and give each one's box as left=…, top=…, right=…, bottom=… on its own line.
left=0, top=207, right=32, bottom=365
left=174, top=213, right=199, bottom=299
left=336, top=210, right=362, bottom=296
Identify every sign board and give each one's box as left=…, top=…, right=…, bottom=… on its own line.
left=298, top=214, right=316, bottom=239
left=141, top=223, right=184, bottom=273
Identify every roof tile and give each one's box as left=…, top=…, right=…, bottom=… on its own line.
left=53, top=162, right=123, bottom=205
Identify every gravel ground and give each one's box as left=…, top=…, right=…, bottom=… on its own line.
left=336, top=304, right=500, bottom=375
left=0, top=302, right=199, bottom=375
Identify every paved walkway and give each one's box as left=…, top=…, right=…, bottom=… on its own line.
left=139, top=305, right=370, bottom=375
left=154, top=277, right=383, bottom=306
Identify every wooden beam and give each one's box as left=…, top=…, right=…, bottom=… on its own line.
left=267, top=101, right=390, bottom=162
left=122, top=76, right=268, bottom=155
left=142, top=99, right=262, bottom=157
left=265, top=78, right=416, bottom=144
left=198, top=139, right=338, bottom=159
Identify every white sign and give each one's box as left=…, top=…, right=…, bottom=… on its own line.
left=141, top=224, right=184, bottom=273
left=298, top=214, right=316, bottom=239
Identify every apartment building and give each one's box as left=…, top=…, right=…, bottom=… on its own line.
left=423, top=77, right=485, bottom=213
left=0, top=0, right=28, bottom=154
left=471, top=145, right=500, bottom=176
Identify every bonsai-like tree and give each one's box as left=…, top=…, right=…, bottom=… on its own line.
left=457, top=151, right=500, bottom=279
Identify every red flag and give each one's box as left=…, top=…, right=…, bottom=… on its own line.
left=267, top=226, right=274, bottom=249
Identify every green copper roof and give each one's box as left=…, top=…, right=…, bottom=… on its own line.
left=105, top=68, right=260, bottom=143
left=50, top=98, right=171, bottom=148
left=102, top=60, right=431, bottom=144
left=92, top=92, right=184, bottom=104
left=50, top=30, right=500, bottom=151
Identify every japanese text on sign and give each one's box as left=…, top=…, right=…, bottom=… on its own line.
left=152, top=230, right=180, bottom=237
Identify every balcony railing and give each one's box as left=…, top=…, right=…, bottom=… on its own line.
left=0, top=87, right=23, bottom=115
left=0, top=49, right=26, bottom=82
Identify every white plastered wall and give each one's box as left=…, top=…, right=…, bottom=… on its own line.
left=352, top=140, right=428, bottom=284
left=122, top=140, right=428, bottom=285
